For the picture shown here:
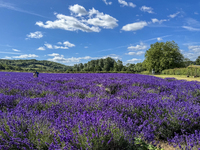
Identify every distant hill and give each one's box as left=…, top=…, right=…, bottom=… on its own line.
left=0, top=59, right=72, bottom=72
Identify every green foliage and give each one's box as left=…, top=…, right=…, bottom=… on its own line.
left=0, top=119, right=55, bottom=150
left=195, top=56, right=200, bottom=65
left=126, top=63, right=135, bottom=72
left=162, top=67, right=200, bottom=76
left=71, top=57, right=145, bottom=73
left=0, top=59, right=72, bottom=72
left=134, top=137, right=164, bottom=150
left=71, top=123, right=162, bottom=150
left=0, top=56, right=145, bottom=73
left=94, top=65, right=102, bottom=71
left=144, top=41, right=185, bottom=73
left=183, top=58, right=194, bottom=67
left=141, top=71, right=151, bottom=75
left=134, top=62, right=146, bottom=72
left=0, top=64, right=5, bottom=69
left=3, top=41, right=193, bottom=74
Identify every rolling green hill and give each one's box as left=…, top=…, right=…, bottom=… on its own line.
left=0, top=59, right=72, bottom=72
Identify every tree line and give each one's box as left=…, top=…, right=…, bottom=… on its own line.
left=0, top=41, right=198, bottom=73
left=67, top=58, right=145, bottom=73
left=70, top=41, right=196, bottom=73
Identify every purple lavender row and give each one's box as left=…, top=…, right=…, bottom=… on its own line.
left=0, top=72, right=200, bottom=149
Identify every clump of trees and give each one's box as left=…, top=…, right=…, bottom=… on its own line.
left=195, top=56, right=200, bottom=65
left=69, top=57, right=145, bottom=73
left=143, top=41, right=186, bottom=73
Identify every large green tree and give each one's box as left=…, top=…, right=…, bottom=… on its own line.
left=134, top=62, right=145, bottom=72
left=183, top=58, right=193, bottom=67
left=195, top=56, right=200, bottom=65
left=144, top=41, right=184, bottom=73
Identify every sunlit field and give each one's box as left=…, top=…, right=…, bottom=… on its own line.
left=153, top=75, right=200, bottom=82
left=1, top=72, right=200, bottom=150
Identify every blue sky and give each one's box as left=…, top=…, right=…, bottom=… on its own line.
left=0, top=0, right=200, bottom=66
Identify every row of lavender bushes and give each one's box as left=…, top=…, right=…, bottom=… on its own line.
left=0, top=72, right=200, bottom=149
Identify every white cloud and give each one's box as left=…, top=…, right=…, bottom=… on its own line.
left=36, top=4, right=118, bottom=32
left=103, top=0, right=112, bottom=5
left=118, top=0, right=128, bottom=6
left=185, top=18, right=200, bottom=26
left=48, top=54, right=92, bottom=64
left=140, top=6, right=154, bottom=14
left=188, top=45, right=200, bottom=52
left=12, top=48, right=20, bottom=52
left=125, top=51, right=145, bottom=55
left=157, top=37, right=163, bottom=41
left=168, top=12, right=180, bottom=18
left=86, top=8, right=118, bottom=29
left=0, top=51, right=21, bottom=54
left=129, top=2, right=136, bottom=8
left=40, top=41, right=75, bottom=50
left=126, top=52, right=135, bottom=55
left=151, top=18, right=167, bottom=24
left=122, top=21, right=148, bottom=31
left=26, top=31, right=43, bottom=39
left=194, top=12, right=199, bottom=15
left=44, top=43, right=53, bottom=49
left=182, top=26, right=200, bottom=31
left=101, top=54, right=121, bottom=60
left=63, top=41, right=75, bottom=47
left=151, top=18, right=159, bottom=23
left=128, top=42, right=147, bottom=51
left=37, top=47, right=45, bottom=50
left=84, top=46, right=88, bottom=48
left=48, top=53, right=60, bottom=57
left=127, top=58, right=142, bottom=63
left=183, top=52, right=200, bottom=61
left=143, top=35, right=171, bottom=42
left=69, top=4, right=88, bottom=16
left=47, top=53, right=121, bottom=65
left=82, top=56, right=92, bottom=60
left=54, top=46, right=68, bottom=49
left=48, top=54, right=75, bottom=63
left=13, top=54, right=38, bottom=59
left=36, top=14, right=100, bottom=32
left=181, top=45, right=200, bottom=61
left=1, top=56, right=12, bottom=59
left=136, top=51, right=145, bottom=55
left=118, top=0, right=136, bottom=8
left=182, top=18, right=200, bottom=31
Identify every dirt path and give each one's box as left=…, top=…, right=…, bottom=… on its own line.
left=152, top=75, right=200, bottom=82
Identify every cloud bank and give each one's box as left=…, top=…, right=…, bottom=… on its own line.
left=36, top=4, right=118, bottom=32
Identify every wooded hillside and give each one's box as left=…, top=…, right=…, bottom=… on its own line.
left=0, top=59, right=72, bottom=72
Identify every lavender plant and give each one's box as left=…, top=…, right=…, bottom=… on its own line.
left=0, top=72, right=200, bottom=149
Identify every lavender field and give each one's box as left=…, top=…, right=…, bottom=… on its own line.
left=0, top=72, right=200, bottom=150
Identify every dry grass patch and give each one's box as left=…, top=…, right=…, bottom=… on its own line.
left=152, top=75, right=200, bottom=82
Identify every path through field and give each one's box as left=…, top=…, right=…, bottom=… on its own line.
left=153, top=75, right=200, bottom=82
